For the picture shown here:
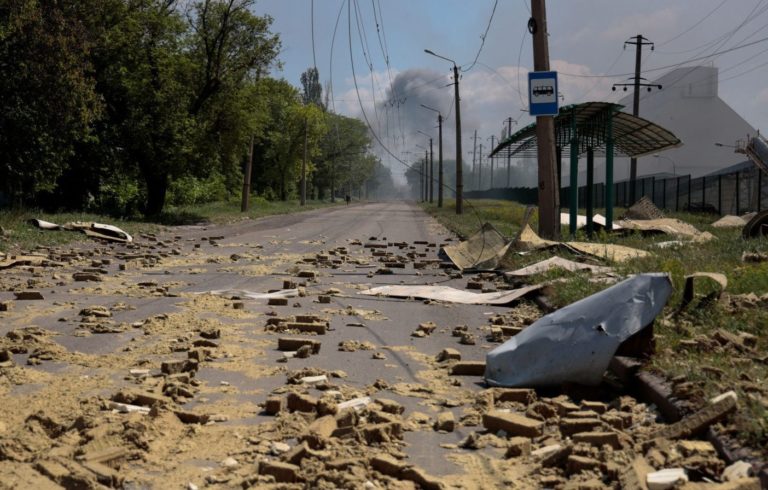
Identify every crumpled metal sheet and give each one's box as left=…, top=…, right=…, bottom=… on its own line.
left=359, top=284, right=544, bottom=305
left=485, top=273, right=673, bottom=387
left=619, top=218, right=714, bottom=242
left=29, top=219, right=134, bottom=243
left=504, top=256, right=613, bottom=278
left=441, top=222, right=511, bottom=271
left=508, top=225, right=650, bottom=263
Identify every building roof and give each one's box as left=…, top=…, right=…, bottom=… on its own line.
left=489, top=101, right=682, bottom=159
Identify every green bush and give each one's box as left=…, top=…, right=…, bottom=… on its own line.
left=167, top=173, right=228, bottom=206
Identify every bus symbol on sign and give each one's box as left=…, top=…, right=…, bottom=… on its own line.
left=528, top=71, right=559, bottom=116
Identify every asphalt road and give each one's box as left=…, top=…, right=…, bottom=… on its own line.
left=1, top=201, right=514, bottom=481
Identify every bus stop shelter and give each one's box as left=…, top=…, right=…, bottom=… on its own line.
left=489, top=102, right=681, bottom=235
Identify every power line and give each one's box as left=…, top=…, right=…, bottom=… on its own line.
left=311, top=0, right=317, bottom=70
left=462, top=0, right=499, bottom=73
left=656, top=0, right=729, bottom=47
left=639, top=0, right=768, bottom=102
left=558, top=33, right=768, bottom=79
left=515, top=28, right=527, bottom=108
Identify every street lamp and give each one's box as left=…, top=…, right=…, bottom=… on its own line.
left=417, top=130, right=434, bottom=203
left=653, top=154, right=676, bottom=175
left=421, top=104, right=444, bottom=207
left=425, top=48, right=463, bottom=214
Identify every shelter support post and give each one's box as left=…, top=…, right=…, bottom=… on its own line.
left=586, top=148, right=594, bottom=236
left=569, top=108, right=579, bottom=237
left=556, top=146, right=562, bottom=205
left=605, top=110, right=615, bottom=230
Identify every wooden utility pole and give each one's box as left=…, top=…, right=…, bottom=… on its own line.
left=301, top=118, right=308, bottom=206
left=530, top=0, right=560, bottom=239
left=241, top=135, right=254, bottom=212
left=453, top=64, right=463, bottom=214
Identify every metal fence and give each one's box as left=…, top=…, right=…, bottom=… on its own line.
left=465, top=165, right=766, bottom=216
left=562, top=165, right=765, bottom=215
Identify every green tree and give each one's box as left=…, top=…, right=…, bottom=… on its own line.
left=0, top=0, right=100, bottom=204
left=300, top=67, right=323, bottom=108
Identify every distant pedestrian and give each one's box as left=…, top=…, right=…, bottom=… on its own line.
left=345, top=195, right=351, bottom=205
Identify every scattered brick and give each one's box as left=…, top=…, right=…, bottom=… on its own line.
left=483, top=410, right=544, bottom=438
left=436, top=348, right=461, bottom=362
left=505, top=437, right=532, bottom=458
left=450, top=361, right=485, bottom=376
left=259, top=460, right=301, bottom=483
left=572, top=431, right=621, bottom=449
left=277, top=338, right=321, bottom=354
left=434, top=412, right=455, bottom=432
left=13, top=291, right=44, bottom=300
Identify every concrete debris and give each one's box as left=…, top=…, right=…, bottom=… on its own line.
left=646, top=468, right=688, bottom=489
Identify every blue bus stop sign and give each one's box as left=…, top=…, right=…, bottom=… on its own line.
left=528, top=71, right=559, bottom=116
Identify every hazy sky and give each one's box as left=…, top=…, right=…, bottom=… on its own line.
left=253, top=0, right=768, bottom=184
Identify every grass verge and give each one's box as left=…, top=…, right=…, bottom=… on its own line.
left=0, top=198, right=341, bottom=253
left=424, top=198, right=768, bottom=451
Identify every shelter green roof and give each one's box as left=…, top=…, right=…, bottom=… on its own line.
left=489, top=102, right=682, bottom=159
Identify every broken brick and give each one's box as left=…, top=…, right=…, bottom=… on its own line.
left=14, top=291, right=44, bottom=300
left=567, top=455, right=601, bottom=475
left=449, top=361, right=485, bottom=376
left=559, top=417, right=603, bottom=436
left=492, top=388, right=536, bottom=405
left=277, top=337, right=321, bottom=354
left=264, top=397, right=282, bottom=415
left=436, top=348, right=461, bottom=362
left=259, top=460, right=301, bottom=483
left=482, top=410, right=544, bottom=438
left=572, top=432, right=621, bottom=449
left=505, top=437, right=532, bottom=458
left=286, top=392, right=318, bottom=413
left=434, top=412, right=455, bottom=432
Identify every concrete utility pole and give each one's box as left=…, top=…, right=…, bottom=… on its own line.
left=437, top=114, right=444, bottom=207
left=478, top=144, right=483, bottom=190
left=615, top=35, right=657, bottom=204
left=453, top=64, right=464, bottom=213
left=530, top=0, right=560, bottom=239
left=424, top=150, right=429, bottom=202
left=489, top=135, right=496, bottom=188
left=241, top=135, right=254, bottom=212
left=429, top=138, right=434, bottom=203
left=300, top=118, right=308, bottom=206
left=472, top=130, right=478, bottom=190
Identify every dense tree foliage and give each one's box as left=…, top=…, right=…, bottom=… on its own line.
left=0, top=0, right=388, bottom=215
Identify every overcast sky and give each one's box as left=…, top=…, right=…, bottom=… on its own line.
left=253, top=0, right=768, bottom=184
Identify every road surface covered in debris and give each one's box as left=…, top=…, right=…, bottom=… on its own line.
left=0, top=203, right=754, bottom=489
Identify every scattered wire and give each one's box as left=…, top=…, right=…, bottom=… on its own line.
left=462, top=0, right=499, bottom=73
